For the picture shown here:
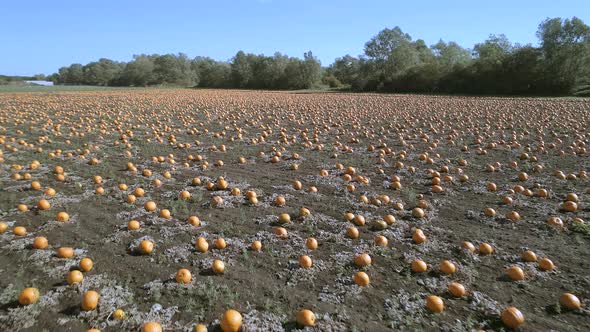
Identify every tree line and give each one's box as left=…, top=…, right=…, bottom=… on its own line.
left=49, top=51, right=322, bottom=90
left=48, top=17, right=590, bottom=96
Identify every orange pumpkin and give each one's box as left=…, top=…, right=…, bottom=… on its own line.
left=296, top=309, right=316, bottom=327
left=501, top=307, right=525, bottom=329
left=18, top=287, right=40, bottom=305
left=81, top=290, right=99, bottom=311
left=425, top=295, right=444, bottom=313
left=220, top=309, right=242, bottom=332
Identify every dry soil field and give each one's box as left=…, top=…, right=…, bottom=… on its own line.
left=0, top=89, right=589, bottom=332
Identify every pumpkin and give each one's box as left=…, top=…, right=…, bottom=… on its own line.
left=144, top=201, right=157, bottom=211
left=139, top=240, right=154, bottom=254
left=521, top=250, right=537, bottom=262
left=80, top=258, right=94, bottom=272
left=374, top=235, right=388, bottom=246
left=142, top=322, right=163, bottom=332
left=539, top=258, right=555, bottom=271
left=212, top=196, right=225, bottom=207
left=299, top=207, right=311, bottom=217
left=32, top=236, right=48, bottom=249
left=506, top=266, right=525, bottom=281
left=501, top=307, right=525, bottom=329
left=306, top=238, right=318, bottom=250
left=559, top=293, right=581, bottom=310
left=566, top=193, right=579, bottom=202
left=220, top=309, right=242, bottom=332
left=346, top=226, right=359, bottom=239
left=251, top=240, right=262, bottom=251
left=212, top=260, right=225, bottom=274
left=37, top=199, right=51, bottom=210
left=296, top=309, right=316, bottom=327
left=561, top=201, right=578, bottom=212
left=425, top=295, right=444, bottom=313
left=383, top=214, right=396, bottom=225
left=354, top=253, right=372, bottom=267
left=113, top=308, right=126, bottom=320
left=462, top=241, right=476, bottom=253
left=274, top=227, right=288, bottom=239
left=176, top=268, right=192, bottom=283
left=478, top=243, right=493, bottom=255
left=0, top=222, right=7, bottom=234
left=159, top=209, right=171, bottom=219
left=412, top=229, right=426, bottom=244
left=31, top=181, right=42, bottom=190
left=188, top=216, right=201, bottom=227
left=299, top=255, right=313, bottom=268
left=412, top=207, right=425, bottom=218
left=67, top=270, right=84, bottom=285
left=55, top=211, right=70, bottom=222
left=13, top=226, right=27, bottom=236
left=483, top=208, right=496, bottom=217
left=448, top=282, right=466, bottom=297
left=179, top=191, right=191, bottom=200
left=487, top=182, right=497, bottom=192
left=278, top=213, right=291, bottom=223
left=194, top=323, right=207, bottom=332
left=57, top=247, right=74, bottom=258
left=18, top=287, right=40, bottom=305
left=353, top=271, right=370, bottom=286
left=81, top=290, right=99, bottom=311
left=214, top=238, right=227, bottom=250
left=411, top=259, right=428, bottom=273
left=439, top=260, right=456, bottom=274
left=196, top=237, right=209, bottom=252
left=274, top=196, right=286, bottom=206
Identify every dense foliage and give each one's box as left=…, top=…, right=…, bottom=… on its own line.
left=49, top=52, right=322, bottom=90
left=47, top=17, right=590, bottom=95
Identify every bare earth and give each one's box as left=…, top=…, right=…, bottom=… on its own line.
left=0, top=89, right=589, bottom=331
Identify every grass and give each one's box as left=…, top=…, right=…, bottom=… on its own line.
left=0, top=85, right=184, bottom=93
left=571, top=222, right=590, bottom=235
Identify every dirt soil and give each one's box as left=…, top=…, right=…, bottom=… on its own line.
left=0, top=89, right=589, bottom=331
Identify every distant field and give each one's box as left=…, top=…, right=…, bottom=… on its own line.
left=0, top=85, right=160, bottom=93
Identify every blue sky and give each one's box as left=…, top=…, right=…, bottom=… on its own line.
left=1, top=0, right=588, bottom=75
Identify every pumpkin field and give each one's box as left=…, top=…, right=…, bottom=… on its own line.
left=0, top=89, right=589, bottom=331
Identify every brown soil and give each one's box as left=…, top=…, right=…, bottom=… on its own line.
left=0, top=89, right=589, bottom=331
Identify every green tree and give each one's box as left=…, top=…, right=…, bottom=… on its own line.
left=83, top=58, right=122, bottom=86
left=120, top=55, right=156, bottom=86
left=364, top=27, right=412, bottom=61
left=537, top=17, right=590, bottom=93
left=431, top=40, right=471, bottom=69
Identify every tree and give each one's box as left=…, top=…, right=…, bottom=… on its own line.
left=230, top=51, right=255, bottom=88
left=192, top=57, right=231, bottom=88
left=537, top=17, right=590, bottom=93
left=152, top=53, right=197, bottom=86
left=82, top=58, right=122, bottom=86
left=364, top=27, right=412, bottom=61
left=432, top=40, right=471, bottom=69
left=59, top=64, right=84, bottom=84
left=120, top=55, right=156, bottom=86
left=330, top=55, right=360, bottom=86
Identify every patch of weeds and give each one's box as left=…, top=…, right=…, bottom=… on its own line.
left=400, top=187, right=417, bottom=206
left=571, top=222, right=590, bottom=235
left=168, top=199, right=189, bottom=216
left=241, top=248, right=250, bottom=260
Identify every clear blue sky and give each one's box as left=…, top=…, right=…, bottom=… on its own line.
left=1, top=0, right=588, bottom=75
